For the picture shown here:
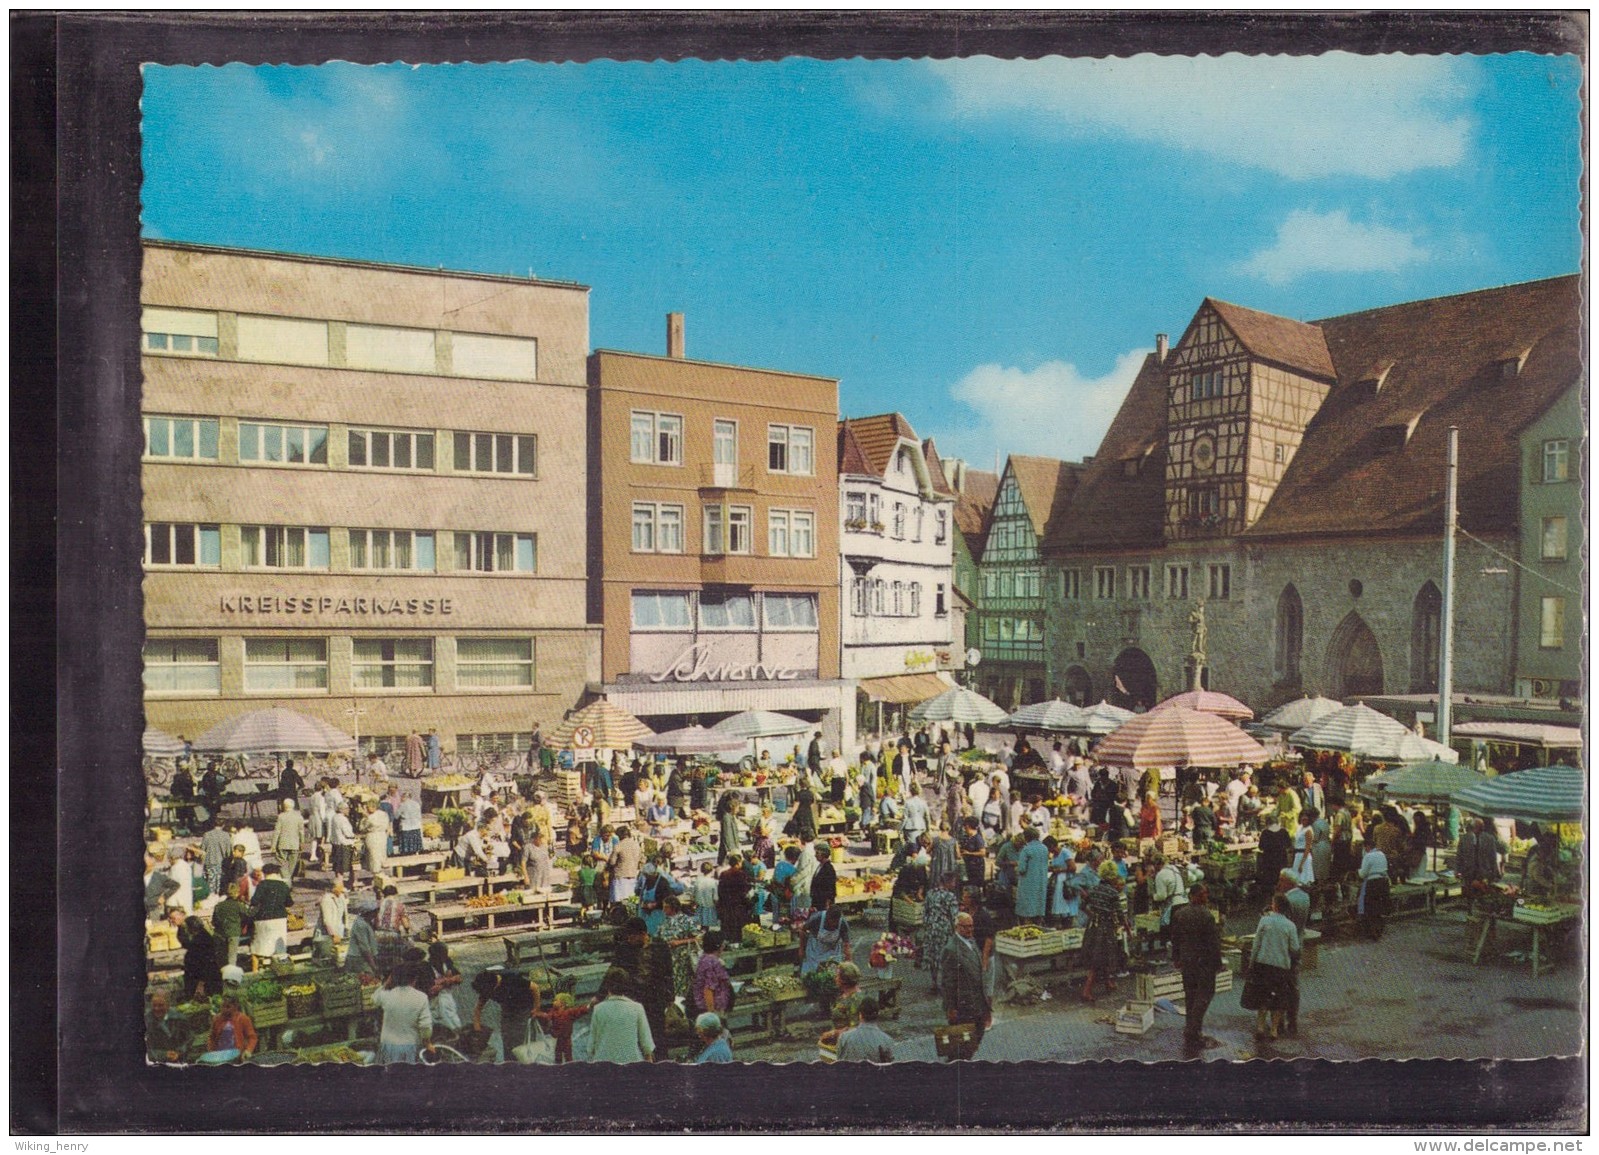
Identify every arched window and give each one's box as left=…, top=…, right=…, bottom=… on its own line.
left=1273, top=584, right=1303, bottom=685
left=1410, top=581, right=1442, bottom=692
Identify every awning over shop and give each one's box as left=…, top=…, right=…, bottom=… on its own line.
left=1451, top=722, right=1584, bottom=748
left=858, top=672, right=954, bottom=704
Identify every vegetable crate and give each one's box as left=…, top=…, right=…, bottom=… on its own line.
left=246, top=998, right=288, bottom=1028
left=1201, top=857, right=1248, bottom=883
left=1060, top=927, right=1085, bottom=951
left=995, top=930, right=1068, bottom=958
left=359, top=982, right=379, bottom=1010
left=554, top=770, right=584, bottom=805
left=1159, top=836, right=1183, bottom=858
left=1134, top=970, right=1184, bottom=1002
left=742, top=928, right=777, bottom=949
left=429, top=865, right=467, bottom=883
left=769, top=928, right=793, bottom=948
left=284, top=989, right=320, bottom=1019
left=1114, top=1003, right=1155, bottom=1035
left=1133, top=913, right=1162, bottom=935
left=891, top=898, right=924, bottom=928
left=319, top=976, right=362, bottom=1017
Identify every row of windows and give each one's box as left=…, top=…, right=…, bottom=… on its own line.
left=1060, top=564, right=1231, bottom=602
left=981, top=568, right=1043, bottom=600
left=843, top=491, right=947, bottom=543
left=142, top=636, right=535, bottom=694
left=142, top=308, right=538, bottom=381
left=849, top=578, right=947, bottom=618
left=145, top=416, right=538, bottom=477
left=630, top=591, right=818, bottom=632
left=630, top=411, right=815, bottom=476
left=144, top=523, right=536, bottom=574
left=631, top=503, right=816, bottom=558
left=980, top=617, right=1045, bottom=643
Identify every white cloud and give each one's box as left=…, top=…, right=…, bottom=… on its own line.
left=1237, top=208, right=1429, bottom=285
left=935, top=350, right=1150, bottom=472
left=925, top=53, right=1473, bottom=180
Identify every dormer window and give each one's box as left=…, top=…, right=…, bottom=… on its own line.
left=1374, top=417, right=1419, bottom=455
left=895, top=447, right=910, bottom=474
left=1497, top=350, right=1530, bottom=380
left=1357, top=363, right=1394, bottom=395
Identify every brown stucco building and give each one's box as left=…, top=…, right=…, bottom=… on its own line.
left=140, top=241, right=600, bottom=759
left=587, top=318, right=855, bottom=755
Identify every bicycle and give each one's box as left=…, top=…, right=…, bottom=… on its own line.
left=143, top=756, right=174, bottom=790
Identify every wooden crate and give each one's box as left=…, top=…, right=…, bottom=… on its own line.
left=933, top=1023, right=978, bottom=1058
left=247, top=998, right=288, bottom=1028
left=1134, top=970, right=1184, bottom=1002
left=429, top=865, right=467, bottom=883
left=1133, top=912, right=1163, bottom=935
left=995, top=930, right=1068, bottom=958
left=1115, top=1003, right=1155, bottom=1035
left=1159, top=836, right=1182, bottom=858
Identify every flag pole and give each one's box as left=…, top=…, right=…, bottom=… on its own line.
left=1437, top=426, right=1459, bottom=746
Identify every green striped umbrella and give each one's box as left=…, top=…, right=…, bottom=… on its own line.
left=1451, top=765, right=1584, bottom=824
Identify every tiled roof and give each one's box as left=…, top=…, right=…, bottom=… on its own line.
left=1247, top=275, right=1581, bottom=538
left=1008, top=455, right=1085, bottom=540
left=920, top=438, right=958, bottom=496
left=1041, top=353, right=1170, bottom=554
left=837, top=421, right=873, bottom=476
left=839, top=412, right=920, bottom=478
left=1043, top=275, right=1581, bottom=553
left=1207, top=298, right=1336, bottom=380
left=951, top=468, right=999, bottom=556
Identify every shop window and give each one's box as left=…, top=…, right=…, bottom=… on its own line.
left=764, top=593, right=817, bottom=631
left=631, top=591, right=692, bottom=630
left=699, top=592, right=755, bottom=631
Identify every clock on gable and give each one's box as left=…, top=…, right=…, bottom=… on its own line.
left=1192, top=432, right=1217, bottom=474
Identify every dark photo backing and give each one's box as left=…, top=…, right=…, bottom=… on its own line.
left=19, top=9, right=1587, bottom=1134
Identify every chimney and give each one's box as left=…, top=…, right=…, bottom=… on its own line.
left=1155, top=333, right=1169, bottom=364
left=666, top=313, right=686, bottom=359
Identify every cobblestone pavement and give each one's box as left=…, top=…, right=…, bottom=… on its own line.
left=434, top=902, right=1582, bottom=1065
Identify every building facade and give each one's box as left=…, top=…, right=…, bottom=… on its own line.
left=972, top=455, right=1082, bottom=709
left=837, top=415, right=957, bottom=686
left=1044, top=277, right=1582, bottom=716
left=140, top=241, right=600, bottom=757
left=587, top=318, right=855, bottom=754
left=1515, top=382, right=1584, bottom=700
left=942, top=459, right=999, bottom=685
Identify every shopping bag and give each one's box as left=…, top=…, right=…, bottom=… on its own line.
left=511, top=1020, right=556, bottom=1065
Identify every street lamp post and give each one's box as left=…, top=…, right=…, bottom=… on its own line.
left=1437, top=427, right=1459, bottom=747
left=344, top=703, right=368, bottom=781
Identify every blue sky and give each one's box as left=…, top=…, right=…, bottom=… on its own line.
left=142, top=54, right=1582, bottom=469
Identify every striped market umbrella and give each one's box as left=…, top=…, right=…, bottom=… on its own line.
left=1002, top=699, right=1088, bottom=733
left=1381, top=731, right=1460, bottom=764
left=1289, top=702, right=1412, bottom=757
left=1066, top=700, right=1137, bottom=736
left=1452, top=765, right=1585, bottom=824
left=143, top=727, right=187, bottom=758
left=1150, top=689, right=1254, bottom=722
left=1092, top=706, right=1270, bottom=770
left=547, top=700, right=653, bottom=751
left=1361, top=760, right=1486, bottom=805
left=192, top=708, right=356, bottom=755
left=711, top=710, right=813, bottom=740
left=635, top=725, right=748, bottom=756
left=909, top=686, right=1009, bottom=726
left=1259, top=695, right=1343, bottom=734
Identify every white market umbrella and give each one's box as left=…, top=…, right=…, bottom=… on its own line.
left=1067, top=700, right=1137, bottom=736
left=909, top=686, right=1008, bottom=726
left=1381, top=731, right=1461, bottom=764
left=192, top=707, right=356, bottom=755
left=1260, top=696, right=1343, bottom=734
left=1150, top=689, right=1254, bottom=722
left=635, top=725, right=749, bottom=756
left=711, top=710, right=812, bottom=740
left=1002, top=699, right=1088, bottom=732
left=143, top=727, right=187, bottom=758
left=1092, top=706, right=1270, bottom=771
left=1289, top=702, right=1412, bottom=758
left=1452, top=765, right=1584, bottom=824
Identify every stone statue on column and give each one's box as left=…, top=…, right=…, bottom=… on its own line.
left=1188, top=599, right=1208, bottom=663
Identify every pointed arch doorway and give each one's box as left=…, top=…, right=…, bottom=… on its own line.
left=1327, top=612, right=1384, bottom=698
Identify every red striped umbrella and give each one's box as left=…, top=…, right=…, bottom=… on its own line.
left=1092, top=706, right=1270, bottom=770
left=1150, top=689, right=1254, bottom=722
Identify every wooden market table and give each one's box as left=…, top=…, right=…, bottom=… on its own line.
left=502, top=925, right=619, bottom=968
left=384, top=852, right=448, bottom=879
left=426, top=889, right=575, bottom=939
left=392, top=871, right=527, bottom=905
left=1471, top=903, right=1580, bottom=978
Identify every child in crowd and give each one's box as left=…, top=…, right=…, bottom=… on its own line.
left=692, top=861, right=719, bottom=930
left=533, top=992, right=593, bottom=1064
left=575, top=854, right=601, bottom=912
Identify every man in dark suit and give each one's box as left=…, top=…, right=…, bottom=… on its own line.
left=1169, top=882, right=1224, bottom=1055
left=940, top=912, right=992, bottom=1060
left=806, top=731, right=823, bottom=776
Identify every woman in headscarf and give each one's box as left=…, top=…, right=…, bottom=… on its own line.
left=1080, top=860, right=1130, bottom=1002
left=798, top=899, right=853, bottom=975
left=715, top=790, right=742, bottom=866
left=749, top=805, right=777, bottom=870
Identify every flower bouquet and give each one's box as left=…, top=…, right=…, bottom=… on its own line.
left=868, top=932, right=919, bottom=975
